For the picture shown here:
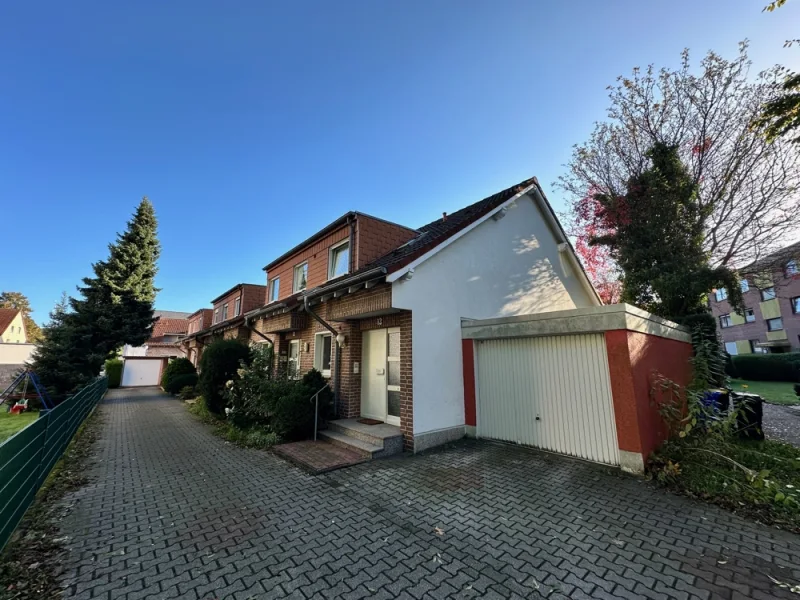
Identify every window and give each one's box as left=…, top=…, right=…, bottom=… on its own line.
left=288, top=340, right=300, bottom=380
left=724, top=341, right=738, bottom=356
left=761, top=287, right=776, bottom=301
left=222, top=303, right=229, bottom=321
left=792, top=297, right=800, bottom=314
left=314, top=333, right=333, bottom=378
left=719, top=314, right=732, bottom=328
left=293, top=262, right=308, bottom=293
left=213, top=309, right=220, bottom=324
left=269, top=277, right=280, bottom=302
left=767, top=317, right=784, bottom=331
left=745, top=308, right=756, bottom=323
left=714, top=288, right=728, bottom=302
left=786, top=260, right=798, bottom=277
left=328, top=241, right=350, bottom=279
left=740, top=279, right=750, bottom=293
left=234, top=297, right=241, bottom=317
left=753, top=342, right=768, bottom=354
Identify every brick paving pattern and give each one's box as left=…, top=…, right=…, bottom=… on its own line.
left=763, top=402, right=800, bottom=448
left=274, top=440, right=365, bottom=474
left=60, top=388, right=800, bottom=599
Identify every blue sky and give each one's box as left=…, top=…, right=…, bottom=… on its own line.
left=1, top=1, right=797, bottom=324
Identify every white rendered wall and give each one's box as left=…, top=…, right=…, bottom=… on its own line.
left=391, top=195, right=597, bottom=435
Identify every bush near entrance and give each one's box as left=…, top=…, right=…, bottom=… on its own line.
left=165, top=373, right=198, bottom=395
left=731, top=354, right=800, bottom=383
left=105, top=359, right=122, bottom=388
left=198, top=339, right=252, bottom=415
left=160, top=358, right=195, bottom=392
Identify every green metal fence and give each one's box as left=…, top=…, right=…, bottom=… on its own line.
left=0, top=377, right=108, bottom=551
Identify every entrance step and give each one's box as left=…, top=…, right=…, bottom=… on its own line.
left=324, top=418, right=404, bottom=459
left=273, top=440, right=366, bottom=475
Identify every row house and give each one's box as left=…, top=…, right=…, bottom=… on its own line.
left=181, top=177, right=600, bottom=453
left=710, top=241, right=800, bottom=354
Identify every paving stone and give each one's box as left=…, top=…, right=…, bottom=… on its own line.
left=57, top=387, right=800, bottom=599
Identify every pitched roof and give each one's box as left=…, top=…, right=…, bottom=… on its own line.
left=0, top=309, right=20, bottom=336
left=209, top=283, right=266, bottom=305
left=151, top=317, right=189, bottom=337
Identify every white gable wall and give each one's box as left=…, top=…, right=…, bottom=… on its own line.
left=391, top=194, right=598, bottom=439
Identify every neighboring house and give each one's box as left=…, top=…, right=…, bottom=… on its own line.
left=710, top=241, right=800, bottom=355
left=120, top=311, right=192, bottom=387
left=180, top=285, right=266, bottom=367
left=188, top=177, right=600, bottom=453
left=0, top=309, right=26, bottom=344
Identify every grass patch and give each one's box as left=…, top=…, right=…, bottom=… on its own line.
left=0, top=408, right=103, bottom=599
left=0, top=412, right=40, bottom=443
left=186, top=397, right=280, bottom=450
left=651, top=434, right=800, bottom=532
left=730, top=379, right=799, bottom=406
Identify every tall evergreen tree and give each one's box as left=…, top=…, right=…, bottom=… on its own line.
left=590, top=143, right=743, bottom=320
left=31, top=198, right=161, bottom=401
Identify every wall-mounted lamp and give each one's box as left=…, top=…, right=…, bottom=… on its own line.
left=492, top=207, right=508, bottom=221
left=336, top=332, right=347, bottom=348
left=399, top=268, right=415, bottom=282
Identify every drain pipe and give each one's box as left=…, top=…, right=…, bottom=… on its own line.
left=303, top=295, right=341, bottom=417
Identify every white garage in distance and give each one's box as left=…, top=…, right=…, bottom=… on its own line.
left=121, top=357, right=165, bottom=387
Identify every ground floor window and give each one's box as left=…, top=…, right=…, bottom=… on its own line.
left=314, top=333, right=332, bottom=378
left=724, top=341, right=738, bottom=355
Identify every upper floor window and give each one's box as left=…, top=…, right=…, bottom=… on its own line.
left=328, top=241, right=350, bottom=280
left=745, top=308, right=756, bottom=323
left=222, top=303, right=229, bottom=321
left=714, top=288, right=728, bottom=302
left=269, top=277, right=280, bottom=302
left=719, top=314, right=732, bottom=328
left=740, top=279, right=750, bottom=293
left=786, top=260, right=798, bottom=277
left=213, top=309, right=220, bottom=324
left=792, top=297, right=800, bottom=314
left=293, top=262, right=308, bottom=293
left=761, top=287, right=776, bottom=301
left=767, top=317, right=784, bottom=331
left=234, top=297, right=241, bottom=317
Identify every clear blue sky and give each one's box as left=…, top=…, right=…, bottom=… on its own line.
left=1, top=1, right=797, bottom=324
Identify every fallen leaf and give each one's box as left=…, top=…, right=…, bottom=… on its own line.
left=434, top=527, right=445, bottom=536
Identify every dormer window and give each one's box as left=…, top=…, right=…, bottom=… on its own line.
left=234, top=297, right=241, bottom=317
left=222, top=303, right=229, bottom=321
left=786, top=260, right=798, bottom=277
left=293, top=262, right=308, bottom=293
left=328, top=240, right=350, bottom=280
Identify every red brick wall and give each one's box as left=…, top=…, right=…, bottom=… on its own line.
left=212, top=285, right=266, bottom=323
left=187, top=309, right=213, bottom=334
left=462, top=339, right=476, bottom=427
left=266, top=226, right=350, bottom=302
left=356, top=214, right=416, bottom=268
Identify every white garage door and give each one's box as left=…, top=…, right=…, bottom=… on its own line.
left=121, top=359, right=162, bottom=387
left=476, top=333, right=619, bottom=465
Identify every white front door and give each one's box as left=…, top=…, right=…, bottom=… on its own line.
left=361, top=328, right=402, bottom=426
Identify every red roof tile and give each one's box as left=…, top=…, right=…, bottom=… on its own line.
left=0, top=309, right=20, bottom=336
left=151, top=317, right=189, bottom=337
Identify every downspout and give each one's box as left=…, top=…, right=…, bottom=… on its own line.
left=303, top=295, right=340, bottom=417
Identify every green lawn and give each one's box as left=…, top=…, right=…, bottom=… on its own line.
left=0, top=411, right=40, bottom=443
left=730, top=379, right=799, bottom=406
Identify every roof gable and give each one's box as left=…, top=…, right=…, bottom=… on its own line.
left=0, top=309, right=20, bottom=336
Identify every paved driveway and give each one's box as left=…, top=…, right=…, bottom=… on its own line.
left=60, top=389, right=800, bottom=599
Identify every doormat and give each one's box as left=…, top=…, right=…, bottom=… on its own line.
left=357, top=418, right=383, bottom=425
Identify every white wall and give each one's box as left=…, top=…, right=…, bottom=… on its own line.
left=0, top=313, right=27, bottom=344
left=391, top=194, right=597, bottom=435
left=0, top=343, right=36, bottom=365
left=122, top=344, right=148, bottom=357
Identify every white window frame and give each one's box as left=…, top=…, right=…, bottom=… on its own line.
left=740, top=279, right=749, bottom=293
left=744, top=308, right=756, bottom=323
left=269, top=277, right=280, bottom=302
left=792, top=296, right=800, bottom=314
left=761, top=287, right=776, bottom=301
left=314, top=332, right=333, bottom=378
left=767, top=317, right=784, bottom=331
left=293, top=262, right=308, bottom=293
left=714, top=288, right=728, bottom=302
left=724, top=341, right=738, bottom=356
left=222, top=303, right=229, bottom=321
left=288, top=339, right=301, bottom=380
left=328, top=240, right=350, bottom=280
left=786, top=260, right=798, bottom=277
left=213, top=308, right=220, bottom=324
left=234, top=296, right=241, bottom=317
left=719, top=314, right=732, bottom=328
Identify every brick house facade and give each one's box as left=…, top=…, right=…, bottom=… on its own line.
left=710, top=242, right=800, bottom=354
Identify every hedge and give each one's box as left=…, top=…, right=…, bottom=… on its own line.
left=105, top=358, right=123, bottom=388
left=165, top=372, right=198, bottom=395
left=161, top=358, right=196, bottom=391
left=198, top=339, right=252, bottom=414
left=731, top=353, right=800, bottom=382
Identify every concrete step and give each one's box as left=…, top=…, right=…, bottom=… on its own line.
left=328, top=419, right=404, bottom=455
left=318, top=430, right=383, bottom=459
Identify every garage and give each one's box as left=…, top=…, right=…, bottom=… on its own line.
left=474, top=332, right=620, bottom=466
left=121, top=358, right=164, bottom=387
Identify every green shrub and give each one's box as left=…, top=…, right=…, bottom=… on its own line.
left=165, top=372, right=198, bottom=395
left=178, top=385, right=197, bottom=400
left=198, top=340, right=252, bottom=414
left=731, top=353, right=800, bottom=382
left=105, top=359, right=123, bottom=388
left=244, top=429, right=279, bottom=449
left=161, top=357, right=196, bottom=391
